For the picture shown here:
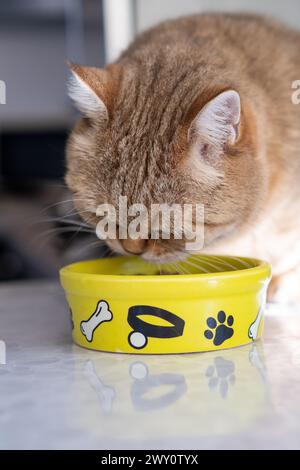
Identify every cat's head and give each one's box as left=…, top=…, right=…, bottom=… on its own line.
left=66, top=61, right=264, bottom=263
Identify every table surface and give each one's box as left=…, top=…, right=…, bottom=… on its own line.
left=0, top=281, right=300, bottom=450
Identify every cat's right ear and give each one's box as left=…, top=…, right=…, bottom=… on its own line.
left=67, top=61, right=111, bottom=122
left=188, top=90, right=241, bottom=151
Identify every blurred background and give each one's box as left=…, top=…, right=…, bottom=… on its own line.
left=0, top=0, right=299, bottom=282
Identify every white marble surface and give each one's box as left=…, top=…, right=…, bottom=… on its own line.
left=0, top=281, right=300, bottom=450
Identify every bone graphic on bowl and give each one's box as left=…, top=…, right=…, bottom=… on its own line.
left=80, top=300, right=113, bottom=342
left=248, top=285, right=268, bottom=341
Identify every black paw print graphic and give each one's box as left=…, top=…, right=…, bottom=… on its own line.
left=204, top=310, right=234, bottom=346
left=206, top=356, right=236, bottom=399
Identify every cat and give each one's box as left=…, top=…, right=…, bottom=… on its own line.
left=66, top=13, right=300, bottom=302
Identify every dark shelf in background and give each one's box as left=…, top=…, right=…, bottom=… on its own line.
left=1, top=130, right=67, bottom=182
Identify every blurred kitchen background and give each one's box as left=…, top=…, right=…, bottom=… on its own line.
left=0, top=0, right=299, bottom=282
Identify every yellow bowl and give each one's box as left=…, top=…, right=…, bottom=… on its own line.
left=60, top=254, right=271, bottom=354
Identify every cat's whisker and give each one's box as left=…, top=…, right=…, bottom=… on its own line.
left=36, top=217, right=92, bottom=229
left=45, top=209, right=94, bottom=222
left=171, top=262, right=181, bottom=274
left=147, top=239, right=161, bottom=272
left=155, top=258, right=162, bottom=275
left=73, top=239, right=107, bottom=258
left=189, top=254, right=236, bottom=271
left=183, top=259, right=212, bottom=273
left=197, top=254, right=247, bottom=271
left=33, top=226, right=95, bottom=244
left=188, top=255, right=226, bottom=272
left=170, top=260, right=189, bottom=275
left=39, top=197, right=94, bottom=215
left=42, top=181, right=68, bottom=189
left=177, top=264, right=190, bottom=275
left=157, top=263, right=162, bottom=275
left=51, top=207, right=95, bottom=221
left=102, top=245, right=113, bottom=257
left=65, top=224, right=90, bottom=247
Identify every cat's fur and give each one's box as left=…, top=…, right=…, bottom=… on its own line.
left=66, top=13, right=300, bottom=301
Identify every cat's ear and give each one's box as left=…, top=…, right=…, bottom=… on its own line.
left=188, top=90, right=241, bottom=149
left=67, top=62, right=110, bottom=121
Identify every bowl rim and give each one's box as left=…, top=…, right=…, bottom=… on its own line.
left=60, top=255, right=271, bottom=283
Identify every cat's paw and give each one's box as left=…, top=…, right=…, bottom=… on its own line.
left=204, top=311, right=234, bottom=346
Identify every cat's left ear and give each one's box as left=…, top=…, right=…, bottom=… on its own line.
left=188, top=90, right=241, bottom=149
left=67, top=62, right=118, bottom=121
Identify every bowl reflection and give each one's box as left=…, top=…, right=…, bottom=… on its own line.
left=69, top=341, right=270, bottom=440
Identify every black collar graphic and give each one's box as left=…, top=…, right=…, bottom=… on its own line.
left=127, top=305, right=185, bottom=339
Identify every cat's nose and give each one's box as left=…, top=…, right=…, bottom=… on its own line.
left=121, top=238, right=147, bottom=255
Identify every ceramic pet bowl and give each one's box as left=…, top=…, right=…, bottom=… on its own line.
left=60, top=254, right=271, bottom=354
